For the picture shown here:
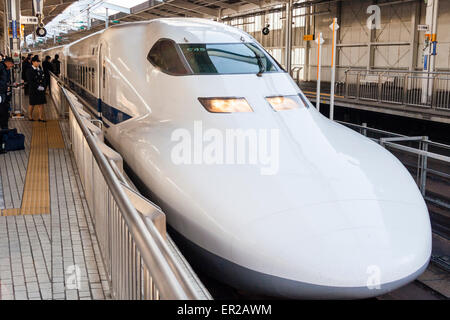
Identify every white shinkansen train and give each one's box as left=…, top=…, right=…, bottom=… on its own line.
left=42, top=18, right=431, bottom=299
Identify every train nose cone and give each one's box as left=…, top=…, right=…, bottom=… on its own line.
left=232, top=200, right=431, bottom=299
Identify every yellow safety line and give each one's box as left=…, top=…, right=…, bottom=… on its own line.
left=47, top=120, right=65, bottom=149
left=1, top=102, right=66, bottom=216
left=20, top=122, right=50, bottom=215
left=1, top=208, right=20, bottom=216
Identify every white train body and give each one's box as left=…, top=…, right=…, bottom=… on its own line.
left=43, top=18, right=431, bottom=299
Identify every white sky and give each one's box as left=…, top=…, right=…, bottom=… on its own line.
left=26, top=0, right=149, bottom=45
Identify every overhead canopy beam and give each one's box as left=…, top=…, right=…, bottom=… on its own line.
left=120, top=15, right=144, bottom=22
left=169, top=0, right=219, bottom=17
left=195, top=0, right=240, bottom=12
left=163, top=4, right=205, bottom=18
left=131, top=12, right=161, bottom=20
left=239, top=0, right=261, bottom=7
left=90, top=13, right=107, bottom=21
left=149, top=8, right=182, bottom=17
left=98, top=2, right=131, bottom=14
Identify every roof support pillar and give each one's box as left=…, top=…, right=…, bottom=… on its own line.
left=87, top=9, right=91, bottom=30
left=5, top=0, right=21, bottom=55
left=106, top=7, right=109, bottom=29
left=285, top=0, right=293, bottom=74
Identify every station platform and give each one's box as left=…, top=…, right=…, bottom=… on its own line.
left=299, top=81, right=450, bottom=125
left=0, top=98, right=110, bottom=300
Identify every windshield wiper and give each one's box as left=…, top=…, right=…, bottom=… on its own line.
left=256, top=55, right=265, bottom=77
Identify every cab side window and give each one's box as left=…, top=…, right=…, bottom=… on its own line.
left=147, top=39, right=190, bottom=75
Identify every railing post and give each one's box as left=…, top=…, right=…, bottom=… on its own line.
left=403, top=74, right=408, bottom=105
left=416, top=140, right=422, bottom=185
left=362, top=122, right=367, bottom=137
left=296, top=67, right=302, bottom=84
left=344, top=71, right=349, bottom=98
left=431, top=75, right=437, bottom=109
left=378, top=73, right=382, bottom=102
left=420, top=136, right=428, bottom=196
left=356, top=72, right=361, bottom=99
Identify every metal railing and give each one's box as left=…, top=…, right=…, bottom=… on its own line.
left=290, top=66, right=303, bottom=82
left=57, top=82, right=210, bottom=300
left=342, top=69, right=450, bottom=110
left=380, top=137, right=450, bottom=199
left=294, top=65, right=348, bottom=99
left=49, top=73, right=68, bottom=118
left=297, top=68, right=450, bottom=112
left=338, top=121, right=450, bottom=213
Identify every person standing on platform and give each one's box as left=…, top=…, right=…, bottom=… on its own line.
left=42, top=56, right=53, bottom=92
left=26, top=56, right=46, bottom=122
left=0, top=57, right=14, bottom=129
left=51, top=54, right=61, bottom=77
left=22, top=54, right=32, bottom=96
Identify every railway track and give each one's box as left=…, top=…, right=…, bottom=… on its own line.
left=377, top=280, right=447, bottom=300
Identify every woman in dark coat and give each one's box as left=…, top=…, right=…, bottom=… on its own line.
left=26, top=55, right=47, bottom=122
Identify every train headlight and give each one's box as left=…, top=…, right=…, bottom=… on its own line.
left=198, top=97, right=253, bottom=113
left=266, top=95, right=304, bottom=111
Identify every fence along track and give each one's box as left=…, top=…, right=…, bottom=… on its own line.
left=295, top=68, right=450, bottom=114
left=56, top=80, right=210, bottom=300
left=339, top=121, right=450, bottom=238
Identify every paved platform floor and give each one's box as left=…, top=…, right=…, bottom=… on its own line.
left=0, top=100, right=111, bottom=300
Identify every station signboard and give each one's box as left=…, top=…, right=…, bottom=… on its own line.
left=20, top=16, right=39, bottom=25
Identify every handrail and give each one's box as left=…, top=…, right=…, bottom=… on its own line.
left=344, top=68, right=450, bottom=75
left=336, top=120, right=406, bottom=137
left=426, top=140, right=450, bottom=151
left=62, top=86, right=206, bottom=300
left=380, top=136, right=425, bottom=143
left=381, top=140, right=450, bottom=163
left=290, top=66, right=303, bottom=81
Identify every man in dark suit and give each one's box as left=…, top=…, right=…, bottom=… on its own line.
left=42, top=55, right=54, bottom=92
left=22, top=53, right=32, bottom=95
left=0, top=57, right=14, bottom=129
left=51, top=54, right=61, bottom=77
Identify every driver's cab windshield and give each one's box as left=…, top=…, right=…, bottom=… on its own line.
left=148, top=39, right=282, bottom=76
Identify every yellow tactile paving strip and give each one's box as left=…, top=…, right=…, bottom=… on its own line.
left=47, top=120, right=65, bottom=149
left=1, top=208, right=21, bottom=216
left=0, top=119, right=65, bottom=216
left=20, top=122, right=50, bottom=215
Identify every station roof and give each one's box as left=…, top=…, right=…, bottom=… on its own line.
left=15, top=0, right=342, bottom=49
left=0, top=0, right=77, bottom=41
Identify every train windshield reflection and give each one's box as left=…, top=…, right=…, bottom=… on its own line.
left=179, top=43, right=282, bottom=75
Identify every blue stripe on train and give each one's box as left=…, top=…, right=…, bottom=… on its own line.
left=68, top=80, right=132, bottom=125
left=101, top=100, right=132, bottom=125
